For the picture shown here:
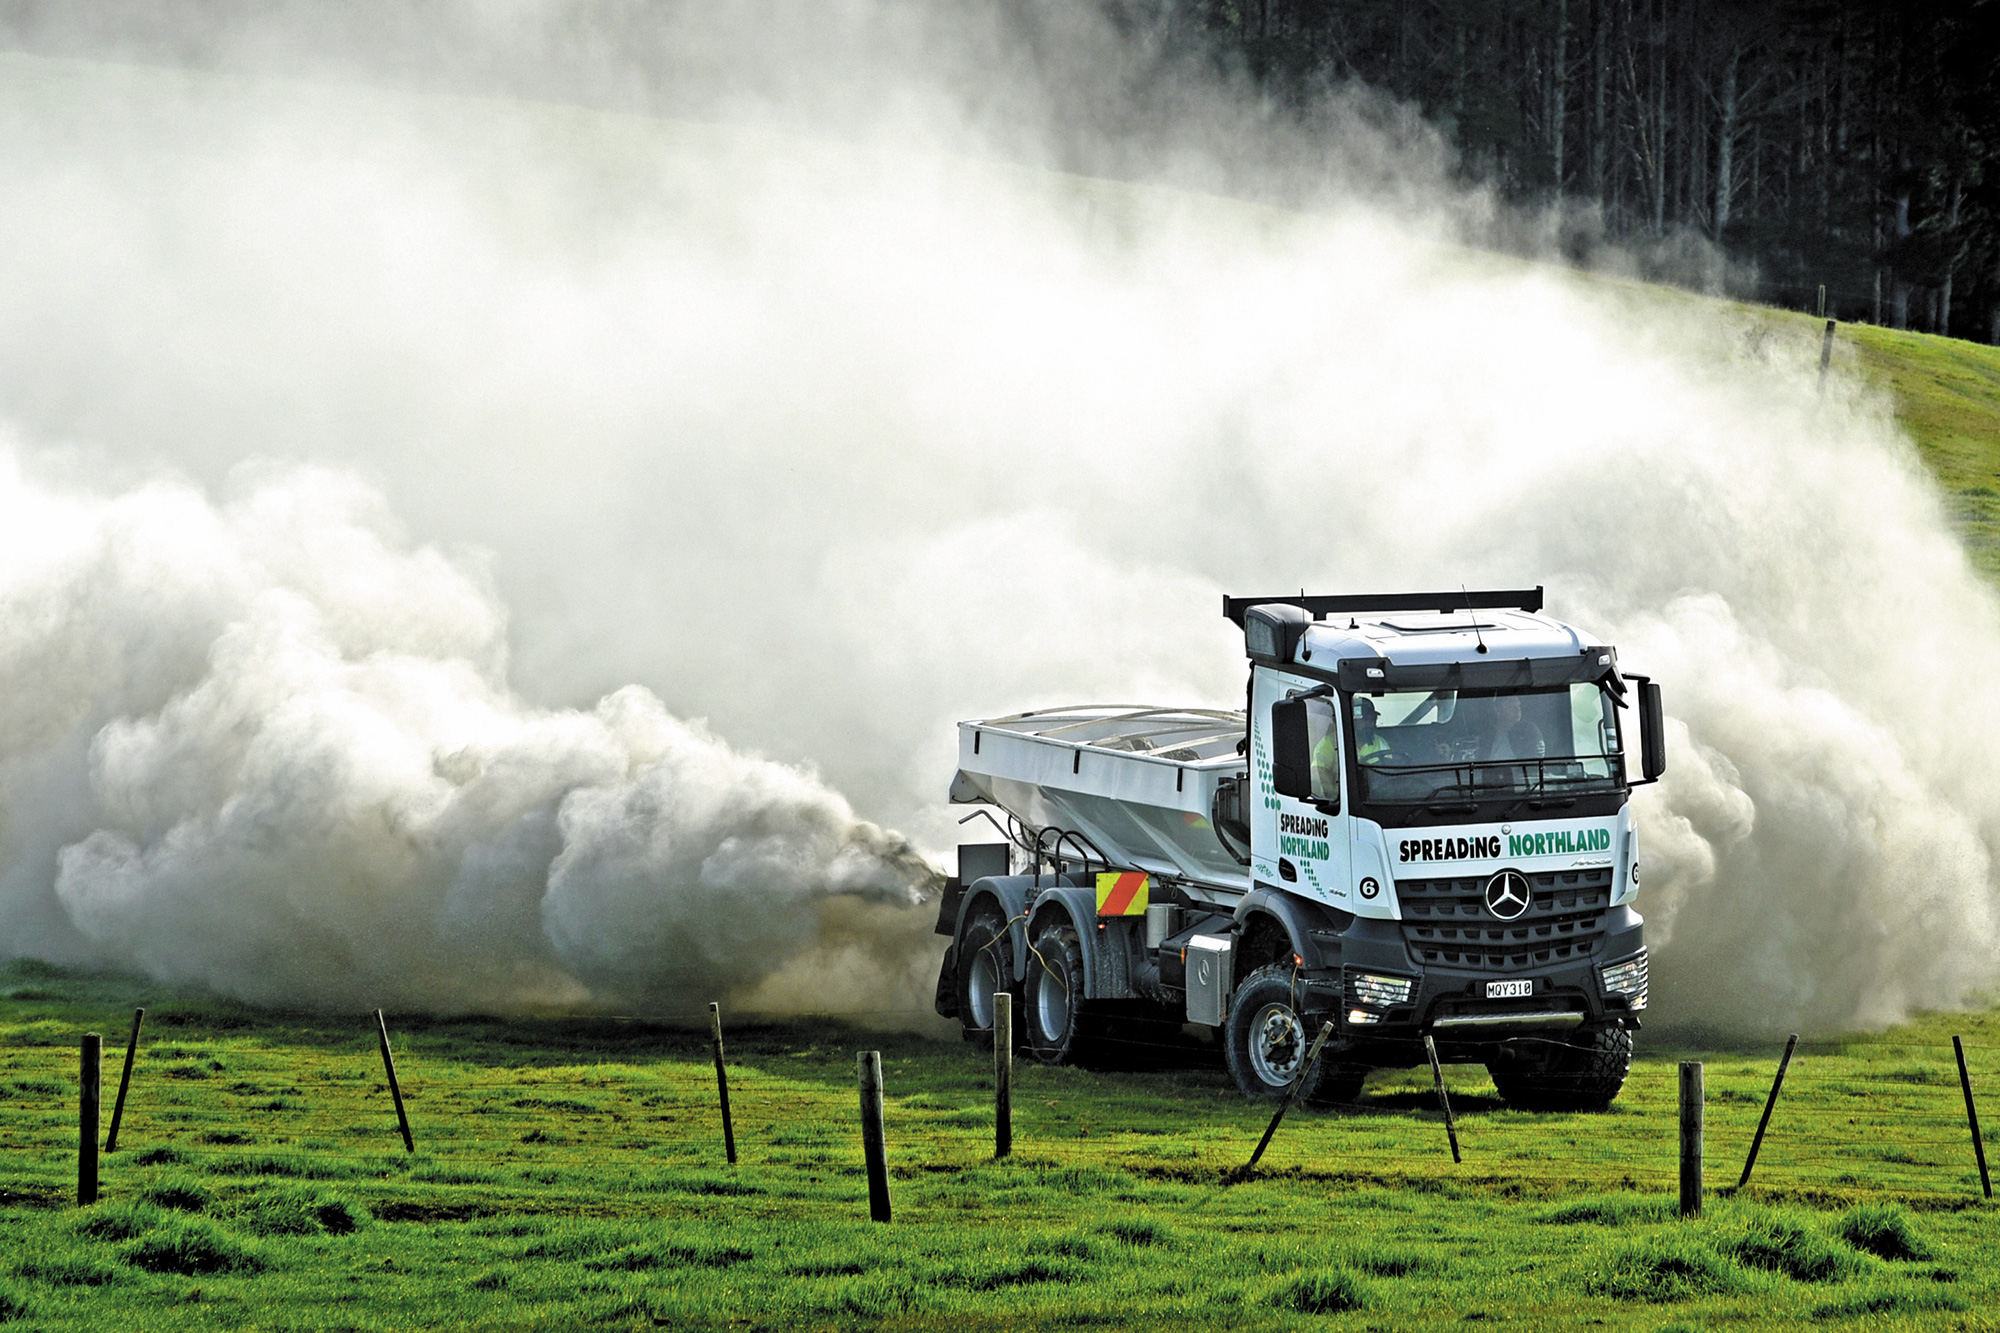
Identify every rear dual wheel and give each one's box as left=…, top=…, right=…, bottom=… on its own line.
left=1025, top=923, right=1099, bottom=1064
left=1022, top=922, right=1188, bottom=1067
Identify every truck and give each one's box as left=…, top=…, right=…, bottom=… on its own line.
left=932, top=588, right=1665, bottom=1110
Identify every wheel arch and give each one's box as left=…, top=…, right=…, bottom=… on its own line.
left=953, top=875, right=1034, bottom=984
left=1025, top=889, right=1095, bottom=995
left=1232, top=887, right=1353, bottom=975
left=1025, top=888, right=1137, bottom=1000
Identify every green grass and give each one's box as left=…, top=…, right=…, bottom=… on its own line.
left=3, top=962, right=1997, bottom=1329
left=1737, top=305, right=2000, bottom=581
left=1850, top=323, right=2000, bottom=576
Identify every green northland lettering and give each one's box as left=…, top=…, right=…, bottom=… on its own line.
left=1508, top=828, right=1612, bottom=858
left=1280, top=835, right=1332, bottom=861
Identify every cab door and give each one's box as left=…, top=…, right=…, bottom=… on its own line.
left=1249, top=667, right=1353, bottom=907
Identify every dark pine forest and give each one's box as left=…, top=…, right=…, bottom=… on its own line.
left=4, top=3, right=1996, bottom=335
left=1154, top=2, right=2000, bottom=340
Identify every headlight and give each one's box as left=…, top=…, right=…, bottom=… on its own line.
left=1349, top=972, right=1415, bottom=1009
left=1599, top=949, right=1649, bottom=1009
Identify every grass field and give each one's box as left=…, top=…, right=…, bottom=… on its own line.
left=2, top=960, right=1996, bottom=1330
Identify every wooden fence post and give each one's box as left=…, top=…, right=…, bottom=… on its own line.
left=1679, top=1061, right=1704, bottom=1217
left=993, top=992, right=1013, bottom=1159
left=1423, top=1035, right=1462, bottom=1164
left=105, top=1007, right=145, bottom=1153
left=858, top=1051, right=892, bottom=1222
left=1818, top=319, right=1837, bottom=392
left=709, top=1002, right=737, bottom=1166
left=1953, top=1036, right=1992, bottom=1201
left=78, top=1034, right=101, bottom=1206
left=375, top=1010, right=415, bottom=1153
left=1737, top=1033, right=1798, bottom=1188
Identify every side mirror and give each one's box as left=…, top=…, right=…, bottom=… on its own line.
left=1271, top=698, right=1313, bottom=800
left=1630, top=676, right=1667, bottom=784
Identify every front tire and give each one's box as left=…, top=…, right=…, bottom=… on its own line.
left=955, top=910, right=1016, bottom=1045
left=1487, top=1024, right=1632, bottom=1111
left=1224, top=964, right=1335, bottom=1101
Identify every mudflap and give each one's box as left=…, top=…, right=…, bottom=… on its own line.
left=933, top=943, right=960, bottom=1020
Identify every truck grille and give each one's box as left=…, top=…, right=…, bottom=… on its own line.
left=1394, top=868, right=1613, bottom=972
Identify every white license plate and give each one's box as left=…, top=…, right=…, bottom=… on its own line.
left=1485, top=979, right=1534, bottom=999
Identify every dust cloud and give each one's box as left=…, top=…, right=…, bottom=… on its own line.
left=0, top=455, right=935, bottom=1013
left=0, top=4, right=1994, bottom=1032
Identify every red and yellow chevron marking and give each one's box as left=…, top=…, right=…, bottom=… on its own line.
left=1095, top=872, right=1149, bottom=917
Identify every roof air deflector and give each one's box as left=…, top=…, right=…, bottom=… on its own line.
left=1222, top=587, right=1544, bottom=627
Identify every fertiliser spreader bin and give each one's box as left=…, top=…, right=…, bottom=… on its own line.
left=933, top=588, right=1667, bottom=1110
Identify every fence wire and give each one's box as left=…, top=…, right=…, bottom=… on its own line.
left=2, top=1015, right=1993, bottom=1211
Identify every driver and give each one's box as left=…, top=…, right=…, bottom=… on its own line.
left=1352, top=697, right=1392, bottom=765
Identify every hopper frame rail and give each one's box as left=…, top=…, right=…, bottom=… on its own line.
left=955, top=809, right=1119, bottom=885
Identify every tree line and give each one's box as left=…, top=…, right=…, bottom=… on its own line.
left=1147, top=1, right=2000, bottom=341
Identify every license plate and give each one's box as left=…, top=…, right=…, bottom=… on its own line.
left=1485, top=979, right=1534, bottom=999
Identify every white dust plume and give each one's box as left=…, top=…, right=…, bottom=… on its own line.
left=0, top=5, right=1995, bottom=1033
left=0, top=456, right=935, bottom=1012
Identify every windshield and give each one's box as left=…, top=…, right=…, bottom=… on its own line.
left=1350, top=682, right=1624, bottom=805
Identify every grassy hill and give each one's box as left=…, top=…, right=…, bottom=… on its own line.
left=1730, top=304, right=2000, bottom=580
left=1845, top=322, right=2000, bottom=580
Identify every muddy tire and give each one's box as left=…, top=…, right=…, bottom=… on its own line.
left=1487, top=1024, right=1632, bottom=1111
left=1224, top=964, right=1334, bottom=1101
left=955, top=909, right=1016, bottom=1047
left=1025, top=922, right=1098, bottom=1065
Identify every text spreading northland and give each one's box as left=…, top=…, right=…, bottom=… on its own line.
left=1397, top=828, right=1612, bottom=864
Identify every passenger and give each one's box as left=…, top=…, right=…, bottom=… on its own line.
left=1479, top=694, right=1546, bottom=763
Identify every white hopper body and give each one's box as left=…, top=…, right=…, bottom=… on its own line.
left=947, top=705, right=1252, bottom=904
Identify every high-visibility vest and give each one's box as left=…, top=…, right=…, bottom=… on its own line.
left=1311, top=733, right=1341, bottom=794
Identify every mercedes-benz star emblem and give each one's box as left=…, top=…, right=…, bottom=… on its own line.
left=1484, top=870, right=1532, bottom=920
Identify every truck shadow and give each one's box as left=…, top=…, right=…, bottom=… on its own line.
left=1348, top=1089, right=1510, bottom=1116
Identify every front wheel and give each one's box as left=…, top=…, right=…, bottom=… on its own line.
left=1224, top=964, right=1336, bottom=1101
left=1486, top=1024, right=1632, bottom=1111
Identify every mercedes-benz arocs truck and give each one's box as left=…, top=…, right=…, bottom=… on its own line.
left=932, top=588, right=1665, bottom=1110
